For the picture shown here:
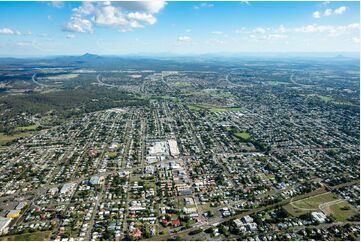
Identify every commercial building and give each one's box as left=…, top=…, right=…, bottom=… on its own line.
left=0, top=217, right=12, bottom=235
left=168, top=139, right=180, bottom=157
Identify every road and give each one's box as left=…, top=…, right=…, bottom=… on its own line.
left=96, top=73, right=118, bottom=88
left=32, top=73, right=47, bottom=87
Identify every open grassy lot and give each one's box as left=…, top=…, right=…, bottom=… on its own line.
left=318, top=95, right=333, bottom=102
left=283, top=192, right=338, bottom=216
left=15, top=124, right=38, bottom=131
left=233, top=132, right=251, bottom=140
left=106, top=151, right=118, bottom=159
left=327, top=201, right=358, bottom=222
left=0, top=231, right=52, bottom=241
left=187, top=104, right=242, bottom=113
left=0, top=132, right=32, bottom=146
left=174, top=82, right=192, bottom=87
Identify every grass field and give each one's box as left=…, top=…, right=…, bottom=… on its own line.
left=106, top=151, right=118, bottom=159
left=15, top=124, right=38, bottom=131
left=174, top=82, right=192, bottom=87
left=283, top=192, right=338, bottom=216
left=327, top=201, right=358, bottom=222
left=318, top=95, right=333, bottom=102
left=0, top=231, right=52, bottom=241
left=233, top=132, right=251, bottom=140
left=187, top=104, right=242, bottom=113
left=0, top=132, right=32, bottom=146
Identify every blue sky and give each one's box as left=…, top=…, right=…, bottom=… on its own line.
left=0, top=1, right=359, bottom=56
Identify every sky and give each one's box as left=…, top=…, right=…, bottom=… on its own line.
left=0, top=1, right=359, bottom=57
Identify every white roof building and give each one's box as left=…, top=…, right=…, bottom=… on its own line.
left=60, top=182, right=76, bottom=194
left=0, top=217, right=12, bottom=235
left=168, top=139, right=180, bottom=157
left=311, top=212, right=327, bottom=224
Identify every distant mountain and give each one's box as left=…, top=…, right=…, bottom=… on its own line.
left=80, top=53, right=101, bottom=59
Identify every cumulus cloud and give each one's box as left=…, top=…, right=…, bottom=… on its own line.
left=0, top=27, right=31, bottom=35
left=334, top=6, right=347, bottom=14
left=324, top=9, right=333, bottom=16
left=115, top=0, right=166, bottom=14
left=314, top=6, right=348, bottom=19
left=253, top=27, right=266, bottom=34
left=177, top=36, right=192, bottom=43
left=73, top=2, right=95, bottom=16
left=93, top=3, right=127, bottom=28
left=63, top=17, right=93, bottom=33
left=63, top=1, right=165, bottom=33
left=127, top=12, right=157, bottom=25
left=313, top=11, right=321, bottom=19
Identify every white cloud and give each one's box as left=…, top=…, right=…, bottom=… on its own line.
left=352, top=37, right=360, bottom=43
left=93, top=4, right=127, bottom=28
left=193, top=2, right=214, bottom=10
left=185, top=29, right=192, bottom=33
left=267, top=34, right=288, bottom=40
left=253, top=27, right=266, bottom=34
left=313, top=11, right=321, bottom=19
left=0, top=27, right=31, bottom=35
left=66, top=34, right=76, bottom=39
left=0, top=28, right=14, bottom=35
left=13, top=40, right=52, bottom=52
left=235, top=27, right=247, bottom=34
left=73, top=2, right=95, bottom=16
left=321, top=1, right=330, bottom=6
left=51, top=1, right=64, bottom=9
left=211, top=31, right=223, bottom=35
left=324, top=9, right=333, bottom=16
left=115, top=0, right=166, bottom=14
left=294, top=23, right=359, bottom=36
left=127, top=12, right=157, bottom=25
left=64, top=17, right=93, bottom=33
left=240, top=1, right=250, bottom=5
left=177, top=36, right=192, bottom=42
left=207, top=38, right=225, bottom=45
left=276, top=25, right=287, bottom=33
left=64, top=1, right=164, bottom=33
left=200, top=3, right=214, bottom=8
left=318, top=6, right=348, bottom=17
left=16, top=41, right=32, bottom=47
left=334, top=6, right=347, bottom=15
